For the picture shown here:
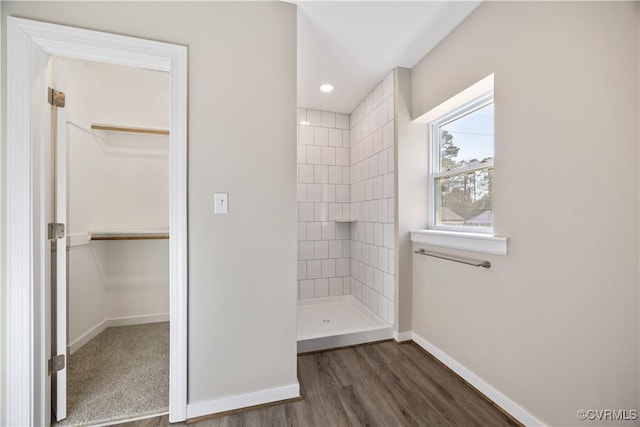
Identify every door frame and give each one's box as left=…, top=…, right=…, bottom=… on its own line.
left=3, top=17, right=188, bottom=425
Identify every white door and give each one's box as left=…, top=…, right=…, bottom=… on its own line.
left=49, top=58, right=68, bottom=423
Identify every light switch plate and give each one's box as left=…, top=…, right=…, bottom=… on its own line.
left=214, top=192, right=229, bottom=214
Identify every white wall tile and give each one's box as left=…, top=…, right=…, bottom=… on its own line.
left=307, top=260, right=322, bottom=279
left=315, top=279, right=329, bottom=297
left=377, top=103, right=387, bottom=127
left=342, top=130, right=350, bottom=148
left=321, top=221, right=336, bottom=240
left=328, top=129, right=342, bottom=147
left=299, top=203, right=314, bottom=221
left=335, top=184, right=349, bottom=203
left=322, top=147, right=336, bottom=165
left=373, top=268, right=383, bottom=293
left=306, top=145, right=322, bottom=165
left=297, top=145, right=306, bottom=164
left=378, top=199, right=388, bottom=222
left=299, top=164, right=314, bottom=183
left=297, top=108, right=307, bottom=124
left=384, top=224, right=394, bottom=249
left=329, top=166, right=343, bottom=184
left=314, top=165, right=329, bottom=183
left=373, top=176, right=383, bottom=200
left=299, top=241, right=314, bottom=260
left=388, top=249, right=395, bottom=275
left=314, top=203, right=328, bottom=221
left=383, top=273, right=394, bottom=300
left=329, top=203, right=342, bottom=220
left=307, top=109, right=322, bottom=126
left=307, top=183, right=321, bottom=202
left=336, top=258, right=349, bottom=276
left=377, top=294, right=388, bottom=320
left=387, top=147, right=395, bottom=172
left=343, top=277, right=351, bottom=295
left=321, top=111, right=336, bottom=128
left=378, top=150, right=388, bottom=175
left=336, top=113, right=349, bottom=130
left=336, top=148, right=349, bottom=166
left=383, top=173, right=394, bottom=198
left=329, top=240, right=342, bottom=258
left=297, top=222, right=306, bottom=241
left=314, top=240, right=328, bottom=259
left=297, top=260, right=307, bottom=280
left=299, top=126, right=313, bottom=145
left=343, top=167, right=350, bottom=184
left=329, top=277, right=343, bottom=296
left=321, top=259, right=335, bottom=278
left=382, top=121, right=394, bottom=149
left=299, top=280, right=314, bottom=299
left=378, top=247, right=388, bottom=272
left=321, top=184, right=335, bottom=203
left=342, top=240, right=351, bottom=257
left=314, top=127, right=328, bottom=146
left=386, top=97, right=393, bottom=122
left=374, top=223, right=383, bottom=246
left=307, top=222, right=321, bottom=241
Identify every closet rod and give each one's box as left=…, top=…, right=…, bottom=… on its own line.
left=91, top=123, right=169, bottom=135
left=414, top=248, right=491, bottom=268
left=91, top=235, right=169, bottom=241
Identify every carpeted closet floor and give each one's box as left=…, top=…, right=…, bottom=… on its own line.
left=55, top=322, right=169, bottom=427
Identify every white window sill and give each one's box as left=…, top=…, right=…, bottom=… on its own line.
left=410, top=229, right=508, bottom=256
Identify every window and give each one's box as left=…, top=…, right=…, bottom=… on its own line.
left=429, top=93, right=494, bottom=233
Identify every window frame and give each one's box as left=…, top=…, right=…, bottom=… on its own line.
left=427, top=91, right=495, bottom=234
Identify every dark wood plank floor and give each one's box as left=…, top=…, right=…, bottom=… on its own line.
left=117, top=341, right=520, bottom=427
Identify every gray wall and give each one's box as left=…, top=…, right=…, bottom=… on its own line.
left=410, top=2, right=639, bottom=425
left=1, top=1, right=298, bottom=405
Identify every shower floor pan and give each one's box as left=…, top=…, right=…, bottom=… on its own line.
left=297, top=295, right=393, bottom=353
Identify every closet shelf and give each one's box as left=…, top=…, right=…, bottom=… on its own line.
left=90, top=229, right=169, bottom=241
left=91, top=123, right=169, bottom=136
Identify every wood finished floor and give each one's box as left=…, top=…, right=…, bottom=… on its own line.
left=117, top=341, right=520, bottom=427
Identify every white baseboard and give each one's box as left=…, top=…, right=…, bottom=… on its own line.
left=411, top=332, right=544, bottom=427
left=394, top=330, right=412, bottom=342
left=186, top=383, right=300, bottom=419
left=107, top=313, right=169, bottom=328
left=68, top=313, right=169, bottom=354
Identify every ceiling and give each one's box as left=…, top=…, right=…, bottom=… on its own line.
left=295, top=1, right=481, bottom=113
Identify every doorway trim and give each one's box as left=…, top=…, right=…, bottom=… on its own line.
left=3, top=17, right=188, bottom=425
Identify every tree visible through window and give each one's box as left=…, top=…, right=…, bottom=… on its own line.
left=430, top=96, right=494, bottom=232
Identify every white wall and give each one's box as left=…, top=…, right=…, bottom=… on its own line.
left=296, top=109, right=351, bottom=299
left=2, top=0, right=299, bottom=410
left=395, top=67, right=427, bottom=336
left=65, top=58, right=170, bottom=351
left=409, top=2, right=639, bottom=425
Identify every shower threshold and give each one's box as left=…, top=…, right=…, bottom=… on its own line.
left=297, top=295, right=393, bottom=353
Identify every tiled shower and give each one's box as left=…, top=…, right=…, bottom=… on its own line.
left=297, top=72, right=396, bottom=345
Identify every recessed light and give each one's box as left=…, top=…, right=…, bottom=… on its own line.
left=320, top=83, right=334, bottom=93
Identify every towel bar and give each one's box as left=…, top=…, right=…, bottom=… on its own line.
left=414, top=248, right=491, bottom=268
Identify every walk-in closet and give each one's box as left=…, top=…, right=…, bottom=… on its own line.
left=59, top=58, right=171, bottom=426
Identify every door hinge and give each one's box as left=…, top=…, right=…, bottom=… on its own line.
left=48, top=223, right=65, bottom=240
left=48, top=354, right=65, bottom=375
left=48, top=87, right=65, bottom=108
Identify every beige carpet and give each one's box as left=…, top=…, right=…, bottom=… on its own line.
left=55, top=322, right=169, bottom=427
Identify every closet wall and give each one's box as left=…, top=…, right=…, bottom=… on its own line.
left=65, top=59, right=170, bottom=353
